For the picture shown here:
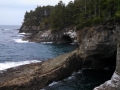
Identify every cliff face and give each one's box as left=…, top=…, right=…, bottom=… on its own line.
left=20, top=26, right=78, bottom=44
left=93, top=25, right=120, bottom=90
left=19, top=25, right=40, bottom=33
left=78, top=25, right=117, bottom=69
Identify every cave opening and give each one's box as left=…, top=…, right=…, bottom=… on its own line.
left=98, top=51, right=117, bottom=69
left=102, top=53, right=116, bottom=69
left=81, top=52, right=117, bottom=90
left=61, top=35, right=73, bottom=43
left=83, top=52, right=117, bottom=70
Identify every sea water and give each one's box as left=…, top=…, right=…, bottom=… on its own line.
left=0, top=25, right=114, bottom=90
left=0, top=25, right=78, bottom=70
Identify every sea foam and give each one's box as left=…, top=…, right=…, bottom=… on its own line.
left=19, top=32, right=26, bottom=35
left=41, top=42, right=53, bottom=44
left=13, top=39, right=29, bottom=43
left=17, top=34, right=24, bottom=37
left=48, top=81, right=58, bottom=86
left=0, top=60, right=41, bottom=70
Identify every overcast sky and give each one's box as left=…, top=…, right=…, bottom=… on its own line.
left=0, top=0, right=73, bottom=25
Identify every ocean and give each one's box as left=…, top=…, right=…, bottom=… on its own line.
left=0, top=25, right=114, bottom=90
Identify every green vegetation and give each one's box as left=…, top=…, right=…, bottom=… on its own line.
left=23, top=5, right=54, bottom=27
left=22, top=0, right=120, bottom=31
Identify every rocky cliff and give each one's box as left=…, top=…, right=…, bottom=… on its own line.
left=78, top=25, right=117, bottom=69
left=0, top=25, right=119, bottom=89
left=20, top=26, right=78, bottom=44
left=93, top=25, right=120, bottom=90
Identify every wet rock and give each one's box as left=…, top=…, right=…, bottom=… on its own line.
left=0, top=50, right=82, bottom=90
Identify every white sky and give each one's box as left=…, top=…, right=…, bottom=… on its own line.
left=0, top=0, right=74, bottom=25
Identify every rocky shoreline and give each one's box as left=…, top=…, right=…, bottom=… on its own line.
left=20, top=26, right=78, bottom=44
left=0, top=50, right=81, bottom=90
left=0, top=25, right=120, bottom=90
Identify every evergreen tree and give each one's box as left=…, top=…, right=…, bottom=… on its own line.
left=22, top=0, right=120, bottom=31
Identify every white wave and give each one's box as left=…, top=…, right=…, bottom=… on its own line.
left=19, top=32, right=26, bottom=35
left=13, top=39, right=29, bottom=43
left=48, top=81, right=58, bottom=86
left=17, top=34, right=24, bottom=37
left=41, top=42, right=53, bottom=44
left=0, top=60, right=41, bottom=71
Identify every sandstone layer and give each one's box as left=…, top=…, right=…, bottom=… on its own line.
left=0, top=50, right=81, bottom=90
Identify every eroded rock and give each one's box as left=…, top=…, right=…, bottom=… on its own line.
left=78, top=25, right=116, bottom=69
left=0, top=50, right=82, bottom=90
left=93, top=25, right=120, bottom=90
left=20, top=26, right=78, bottom=44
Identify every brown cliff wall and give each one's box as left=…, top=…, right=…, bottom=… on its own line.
left=78, top=25, right=116, bottom=69
left=93, top=25, right=120, bottom=90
